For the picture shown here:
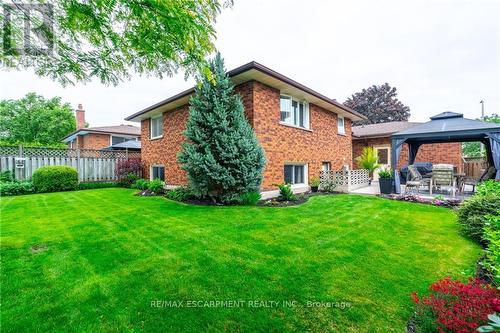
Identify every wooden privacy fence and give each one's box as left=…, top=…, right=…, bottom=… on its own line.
left=0, top=146, right=141, bottom=182
left=320, top=169, right=370, bottom=192
left=463, top=157, right=487, bottom=178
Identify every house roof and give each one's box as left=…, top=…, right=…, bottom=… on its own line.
left=125, top=61, right=366, bottom=122
left=61, top=125, right=141, bottom=142
left=352, top=121, right=420, bottom=139
left=393, top=112, right=500, bottom=139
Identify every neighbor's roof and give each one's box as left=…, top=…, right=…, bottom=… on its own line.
left=125, top=61, right=366, bottom=122
left=61, top=125, right=141, bottom=142
left=393, top=112, right=500, bottom=139
left=352, top=121, right=420, bottom=139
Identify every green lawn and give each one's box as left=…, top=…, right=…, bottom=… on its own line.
left=1, top=189, right=480, bottom=332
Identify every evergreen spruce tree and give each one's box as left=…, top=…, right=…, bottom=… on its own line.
left=178, top=54, right=266, bottom=203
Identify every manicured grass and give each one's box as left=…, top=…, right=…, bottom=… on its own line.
left=1, top=189, right=480, bottom=332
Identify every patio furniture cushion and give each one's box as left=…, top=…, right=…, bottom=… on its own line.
left=432, top=164, right=454, bottom=186
left=400, top=162, right=433, bottom=184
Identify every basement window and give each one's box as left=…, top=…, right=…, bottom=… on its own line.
left=284, top=164, right=307, bottom=185
left=151, top=165, right=165, bottom=181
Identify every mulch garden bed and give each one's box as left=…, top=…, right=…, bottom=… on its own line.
left=258, top=191, right=334, bottom=207
left=379, top=193, right=462, bottom=209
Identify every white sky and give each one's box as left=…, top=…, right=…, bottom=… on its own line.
left=1, top=0, right=498, bottom=126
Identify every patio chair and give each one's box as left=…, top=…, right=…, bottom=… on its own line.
left=462, top=165, right=497, bottom=193
left=430, top=164, right=456, bottom=197
left=405, top=165, right=431, bottom=194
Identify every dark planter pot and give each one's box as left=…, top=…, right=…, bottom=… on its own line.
left=379, top=178, right=394, bottom=194
left=310, top=186, right=319, bottom=193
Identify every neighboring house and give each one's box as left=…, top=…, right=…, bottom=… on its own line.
left=125, top=61, right=365, bottom=193
left=62, top=104, right=141, bottom=150
left=352, top=121, right=463, bottom=179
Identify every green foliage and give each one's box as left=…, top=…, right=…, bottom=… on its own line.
left=478, top=313, right=500, bottom=332
left=0, top=140, right=67, bottom=149
left=461, top=114, right=500, bottom=157
left=274, top=183, right=296, bottom=201
left=356, top=147, right=380, bottom=177
left=0, top=93, right=75, bottom=145
left=118, top=173, right=140, bottom=188
left=481, top=215, right=500, bottom=285
left=132, top=179, right=150, bottom=191
left=236, top=191, right=262, bottom=205
left=178, top=54, right=266, bottom=204
left=0, top=170, right=14, bottom=182
left=0, top=1, right=232, bottom=86
left=378, top=168, right=392, bottom=179
left=457, top=194, right=500, bottom=243
left=32, top=165, right=78, bottom=193
left=165, top=186, right=192, bottom=202
left=0, top=181, right=34, bottom=196
left=477, top=180, right=500, bottom=197
left=76, top=182, right=119, bottom=190
left=148, top=179, right=164, bottom=194
left=344, top=83, right=410, bottom=125
left=309, top=177, right=320, bottom=187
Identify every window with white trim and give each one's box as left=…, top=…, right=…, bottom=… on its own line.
left=151, top=165, right=165, bottom=181
left=280, top=95, right=309, bottom=129
left=321, top=162, right=331, bottom=172
left=337, top=116, right=345, bottom=135
left=150, top=115, right=163, bottom=139
left=284, top=164, right=306, bottom=185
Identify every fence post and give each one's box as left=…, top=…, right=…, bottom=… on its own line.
left=19, top=144, right=23, bottom=157
left=77, top=149, right=81, bottom=182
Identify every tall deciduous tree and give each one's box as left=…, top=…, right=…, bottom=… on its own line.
left=178, top=53, right=266, bottom=203
left=344, top=83, right=410, bottom=125
left=0, top=0, right=232, bottom=86
left=0, top=93, right=75, bottom=145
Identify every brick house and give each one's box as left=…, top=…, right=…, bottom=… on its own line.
left=62, top=104, right=141, bottom=150
left=125, top=61, right=365, bottom=194
left=352, top=121, right=463, bottom=179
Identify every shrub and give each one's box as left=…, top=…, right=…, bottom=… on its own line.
left=32, top=165, right=78, bottom=193
left=457, top=194, right=500, bottom=243
left=274, top=183, right=296, bottom=201
left=411, top=278, right=499, bottom=333
left=132, top=179, right=150, bottom=190
left=237, top=191, right=261, bottom=205
left=309, top=177, right=320, bottom=187
left=0, top=170, right=14, bottom=182
left=116, top=158, right=142, bottom=186
left=148, top=178, right=164, bottom=194
left=0, top=181, right=34, bottom=196
left=165, top=186, right=192, bottom=202
left=76, top=182, right=119, bottom=190
left=355, top=147, right=380, bottom=178
left=477, top=180, right=500, bottom=197
left=481, top=215, right=500, bottom=285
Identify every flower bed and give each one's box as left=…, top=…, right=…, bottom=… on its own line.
left=380, top=193, right=462, bottom=208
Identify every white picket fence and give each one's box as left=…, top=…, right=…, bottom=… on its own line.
left=0, top=146, right=141, bottom=182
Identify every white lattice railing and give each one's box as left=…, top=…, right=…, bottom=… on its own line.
left=320, top=169, right=370, bottom=192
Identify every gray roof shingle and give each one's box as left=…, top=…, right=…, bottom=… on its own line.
left=352, top=121, right=419, bottom=138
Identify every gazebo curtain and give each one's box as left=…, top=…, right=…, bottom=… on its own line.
left=408, top=143, right=421, bottom=166
left=488, top=132, right=500, bottom=179
left=391, top=138, right=406, bottom=194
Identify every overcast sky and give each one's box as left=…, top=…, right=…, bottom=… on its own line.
left=1, top=0, right=498, bottom=127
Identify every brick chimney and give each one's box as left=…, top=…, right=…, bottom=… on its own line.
left=75, top=104, right=85, bottom=129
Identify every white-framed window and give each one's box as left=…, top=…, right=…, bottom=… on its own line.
left=321, top=162, right=331, bottom=172
left=284, top=163, right=307, bottom=185
left=150, top=115, right=163, bottom=139
left=280, top=95, right=309, bottom=129
left=337, top=115, right=345, bottom=135
left=151, top=165, right=165, bottom=181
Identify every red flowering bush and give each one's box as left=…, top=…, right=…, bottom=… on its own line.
left=116, top=158, right=142, bottom=186
left=411, top=277, right=499, bottom=333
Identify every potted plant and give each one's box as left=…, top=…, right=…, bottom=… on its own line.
left=378, top=168, right=394, bottom=194
left=355, top=147, right=380, bottom=185
left=310, top=177, right=320, bottom=192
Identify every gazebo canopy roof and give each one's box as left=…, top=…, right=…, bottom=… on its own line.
left=392, top=112, right=500, bottom=143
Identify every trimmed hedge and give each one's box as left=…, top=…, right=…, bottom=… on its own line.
left=457, top=194, right=500, bottom=244
left=32, top=166, right=78, bottom=193
left=0, top=181, right=34, bottom=196
left=76, top=182, right=119, bottom=191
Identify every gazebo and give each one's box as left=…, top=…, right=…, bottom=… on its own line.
left=391, top=112, right=500, bottom=193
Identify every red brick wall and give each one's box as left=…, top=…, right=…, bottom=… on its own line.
left=140, top=80, right=353, bottom=190
left=352, top=137, right=463, bottom=172
left=81, top=133, right=110, bottom=150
